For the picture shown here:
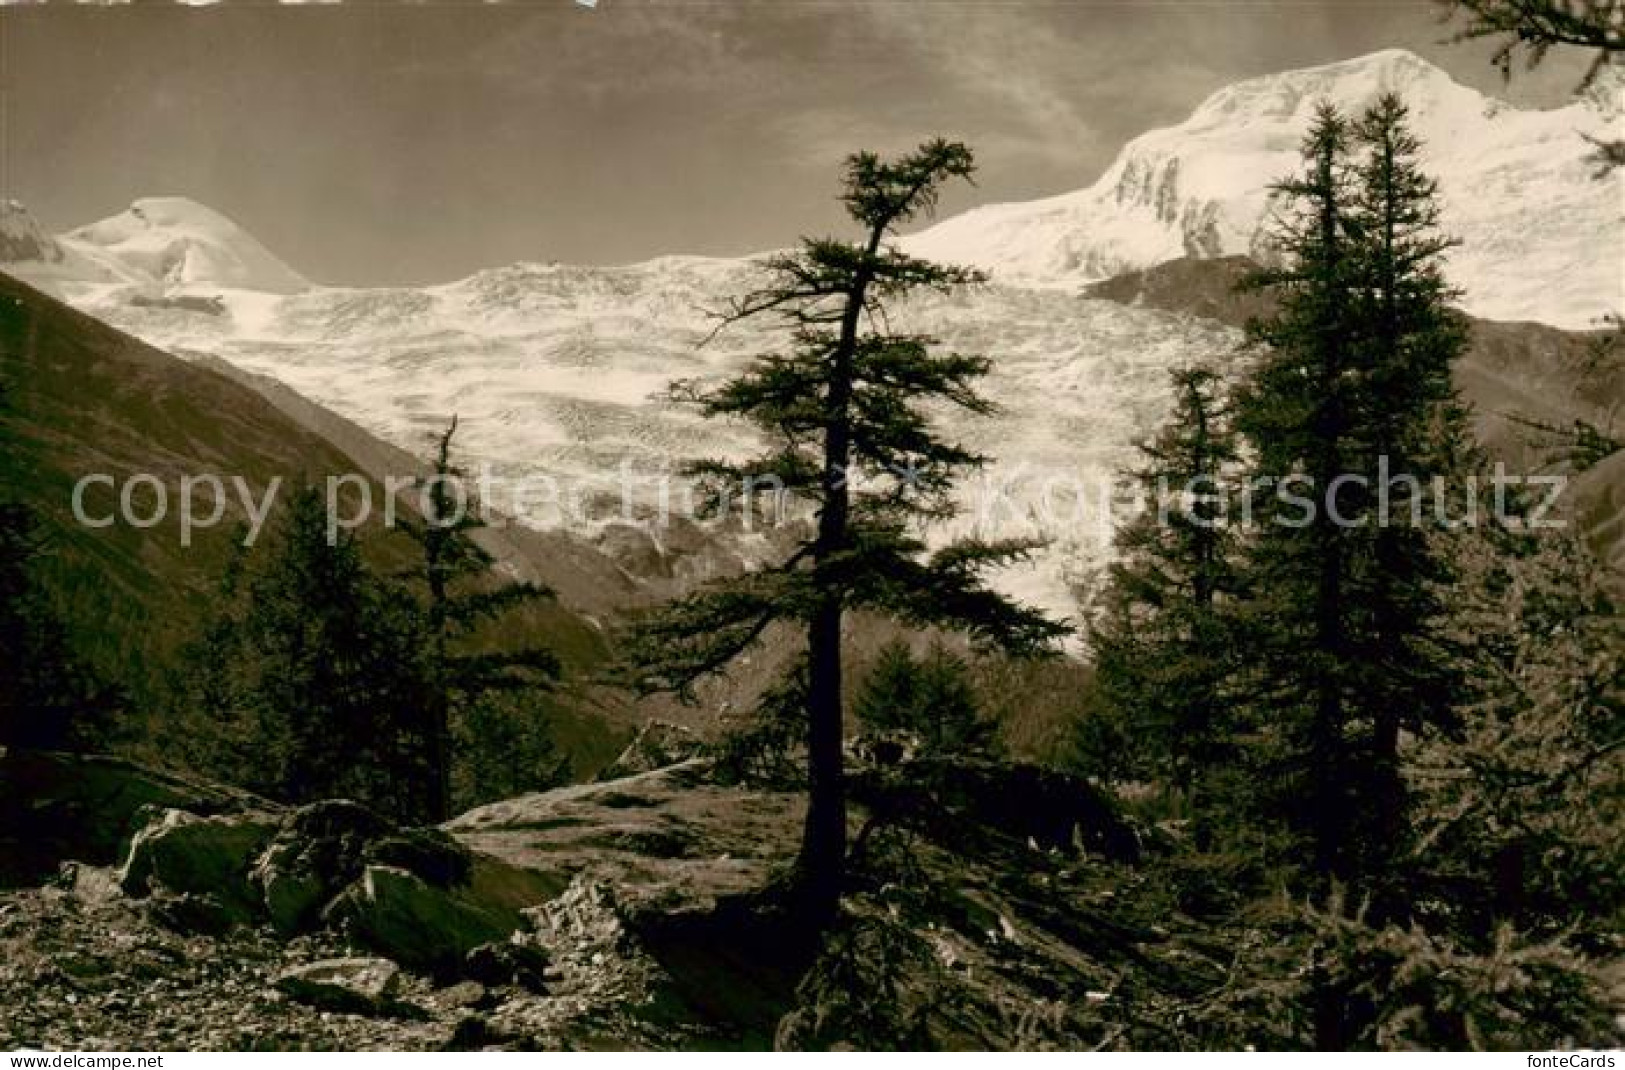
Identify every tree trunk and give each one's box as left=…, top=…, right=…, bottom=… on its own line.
left=799, top=600, right=846, bottom=925
left=792, top=219, right=881, bottom=923
left=1311, top=151, right=1348, bottom=883
left=426, top=690, right=452, bottom=823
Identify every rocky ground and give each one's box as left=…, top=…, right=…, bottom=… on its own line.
left=0, top=753, right=807, bottom=1050
left=0, top=874, right=458, bottom=1050
left=0, top=859, right=733, bottom=1051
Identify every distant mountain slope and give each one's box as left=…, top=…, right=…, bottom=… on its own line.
left=30, top=254, right=1242, bottom=632
left=906, top=50, right=1623, bottom=329
left=188, top=351, right=647, bottom=618
left=1083, top=255, right=1617, bottom=458
left=14, top=231, right=1611, bottom=641
left=0, top=269, right=371, bottom=675
left=0, top=270, right=634, bottom=773
left=1085, top=255, right=1625, bottom=584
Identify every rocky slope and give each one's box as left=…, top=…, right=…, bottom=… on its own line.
left=0, top=749, right=1241, bottom=1051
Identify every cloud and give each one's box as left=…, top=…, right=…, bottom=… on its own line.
left=852, top=4, right=1108, bottom=168
left=423, top=2, right=787, bottom=105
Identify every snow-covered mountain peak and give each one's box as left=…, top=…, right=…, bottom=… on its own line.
left=0, top=199, right=151, bottom=290
left=905, top=49, right=1623, bottom=328
left=65, top=197, right=311, bottom=295
left=1186, top=49, right=1466, bottom=129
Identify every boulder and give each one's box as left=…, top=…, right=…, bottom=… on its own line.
left=275, top=957, right=403, bottom=1016
left=324, top=865, right=528, bottom=977
left=0, top=750, right=269, bottom=888
left=118, top=808, right=281, bottom=926
left=254, top=841, right=332, bottom=936
left=460, top=851, right=566, bottom=919
left=251, top=800, right=551, bottom=943
left=431, top=980, right=490, bottom=1011
left=144, top=890, right=243, bottom=936
left=365, top=828, right=473, bottom=889
left=249, top=799, right=393, bottom=934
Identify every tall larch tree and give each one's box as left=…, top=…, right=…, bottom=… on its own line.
left=621, top=140, right=1065, bottom=922
left=1346, top=93, right=1474, bottom=858
left=1234, top=97, right=1475, bottom=883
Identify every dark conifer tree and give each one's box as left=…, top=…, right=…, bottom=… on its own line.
left=452, top=691, right=571, bottom=812
left=1233, top=98, right=1471, bottom=881
left=1346, top=93, right=1474, bottom=856
left=1088, top=365, right=1240, bottom=822
left=185, top=484, right=426, bottom=817
left=853, top=639, right=994, bottom=757
left=1232, top=104, right=1373, bottom=880
left=398, top=416, right=560, bottom=821
left=621, top=140, right=1065, bottom=921
left=852, top=641, right=921, bottom=741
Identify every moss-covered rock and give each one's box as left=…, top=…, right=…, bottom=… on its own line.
left=118, top=808, right=281, bottom=926
left=324, top=865, right=528, bottom=977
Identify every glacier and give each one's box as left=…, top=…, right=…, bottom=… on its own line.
left=2, top=48, right=1618, bottom=629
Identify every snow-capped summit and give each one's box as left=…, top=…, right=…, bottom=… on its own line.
left=0, top=199, right=153, bottom=292
left=1183, top=48, right=1471, bottom=128
left=65, top=197, right=310, bottom=295
left=905, top=49, right=1623, bottom=327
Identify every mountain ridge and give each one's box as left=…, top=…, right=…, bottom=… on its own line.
left=4, top=51, right=1618, bottom=330
left=1, top=48, right=1615, bottom=648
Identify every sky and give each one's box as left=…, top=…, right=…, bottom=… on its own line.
left=0, top=0, right=1595, bottom=286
